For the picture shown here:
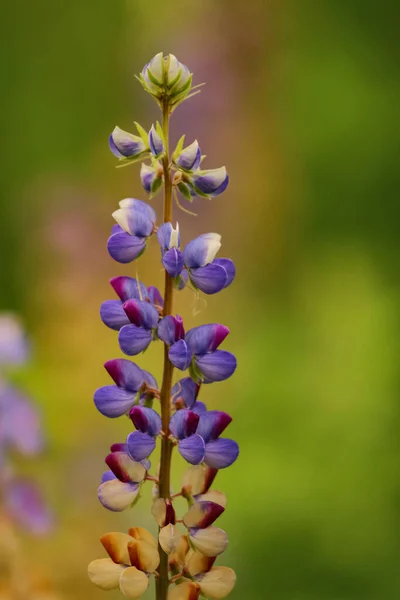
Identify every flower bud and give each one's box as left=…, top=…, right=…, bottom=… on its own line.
left=151, top=498, right=176, bottom=527
left=174, top=140, right=201, bottom=172
left=189, top=167, right=229, bottom=198
left=140, top=162, right=163, bottom=196
left=139, top=53, right=193, bottom=110
left=109, top=124, right=149, bottom=161
left=149, top=124, right=164, bottom=158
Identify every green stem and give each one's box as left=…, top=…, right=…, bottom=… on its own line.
left=156, top=99, right=174, bottom=600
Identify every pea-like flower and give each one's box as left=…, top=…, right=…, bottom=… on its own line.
left=100, top=276, right=158, bottom=332
left=140, top=161, right=163, bottom=196
left=189, top=167, right=229, bottom=198
left=98, top=443, right=148, bottom=512
left=169, top=409, right=205, bottom=465
left=171, top=377, right=200, bottom=409
left=157, top=316, right=192, bottom=370
left=139, top=53, right=193, bottom=109
left=94, top=359, right=146, bottom=418
left=183, top=233, right=235, bottom=295
left=118, top=299, right=160, bottom=356
left=196, top=411, right=239, bottom=469
left=109, top=122, right=149, bottom=162
left=173, top=139, right=202, bottom=172
left=88, top=528, right=159, bottom=599
left=148, top=124, right=164, bottom=158
left=107, top=199, right=156, bottom=264
left=169, top=566, right=236, bottom=600
left=127, top=407, right=162, bottom=462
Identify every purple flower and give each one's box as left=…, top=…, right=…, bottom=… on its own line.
left=5, top=478, right=53, bottom=535
left=0, top=314, right=29, bottom=366
left=109, top=125, right=149, bottom=160
left=100, top=276, right=150, bottom=331
left=183, top=233, right=235, bottom=295
left=0, top=387, right=43, bottom=456
left=169, top=409, right=205, bottom=465
left=171, top=377, right=200, bottom=409
left=185, top=324, right=237, bottom=383
left=107, top=199, right=156, bottom=264
left=140, top=162, right=163, bottom=196
left=149, top=124, right=164, bottom=158
left=157, top=223, right=184, bottom=278
left=174, top=140, right=201, bottom=172
left=157, top=316, right=192, bottom=370
left=98, top=443, right=148, bottom=511
left=118, top=299, right=159, bottom=356
left=93, top=359, right=145, bottom=418
left=126, top=407, right=162, bottom=461
left=196, top=411, right=239, bottom=468
left=190, top=167, right=229, bottom=198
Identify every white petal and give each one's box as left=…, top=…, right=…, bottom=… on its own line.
left=167, top=54, right=180, bottom=82
left=198, top=567, right=236, bottom=599
left=189, top=527, right=228, bottom=557
left=195, top=490, right=227, bottom=509
left=98, top=480, right=139, bottom=512
left=119, top=566, right=149, bottom=599
left=159, top=524, right=179, bottom=554
left=148, top=52, right=164, bottom=82
left=88, top=558, right=125, bottom=590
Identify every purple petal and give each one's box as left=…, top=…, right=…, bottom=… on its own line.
left=123, top=300, right=159, bottom=329
left=169, top=339, right=192, bottom=370
left=204, top=438, right=239, bottom=469
left=0, top=315, right=29, bottom=366
left=195, top=351, right=237, bottom=383
left=100, top=300, right=130, bottom=331
left=109, top=134, right=123, bottom=158
left=107, top=232, right=146, bottom=264
left=94, top=386, right=136, bottom=418
left=0, top=390, right=43, bottom=456
left=176, top=269, right=189, bottom=291
left=176, top=141, right=201, bottom=171
left=192, top=169, right=229, bottom=197
left=196, top=411, right=232, bottom=443
left=98, top=479, right=139, bottom=511
left=162, top=248, right=184, bottom=278
left=104, top=359, right=144, bottom=391
left=185, top=324, right=230, bottom=356
left=111, top=224, right=124, bottom=234
left=110, top=276, right=148, bottom=302
left=178, top=434, right=205, bottom=465
left=191, top=401, right=207, bottom=415
left=112, top=207, right=154, bottom=238
left=119, top=198, right=156, bottom=223
left=109, top=127, right=146, bottom=158
left=171, top=377, right=200, bottom=409
left=213, top=258, right=235, bottom=288
left=141, top=370, right=158, bottom=391
left=149, top=125, right=164, bottom=157
left=183, top=234, right=221, bottom=269
left=130, top=406, right=161, bottom=436
left=6, top=479, right=52, bottom=535
left=169, top=409, right=199, bottom=440
left=158, top=315, right=185, bottom=346
left=157, top=223, right=180, bottom=250
left=147, top=286, right=164, bottom=308
left=189, top=263, right=228, bottom=295
left=118, top=325, right=152, bottom=356
left=140, top=163, right=156, bottom=193
left=101, top=470, right=117, bottom=483
left=126, top=430, right=156, bottom=461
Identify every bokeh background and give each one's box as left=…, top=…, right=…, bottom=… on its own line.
left=1, top=0, right=400, bottom=598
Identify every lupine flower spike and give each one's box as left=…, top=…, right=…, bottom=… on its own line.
left=90, top=53, right=238, bottom=600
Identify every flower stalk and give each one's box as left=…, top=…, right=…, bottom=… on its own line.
left=90, top=52, right=238, bottom=600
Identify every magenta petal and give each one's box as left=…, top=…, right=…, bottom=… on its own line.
left=119, top=324, right=152, bottom=355
left=185, top=324, right=229, bottom=355
left=94, top=386, right=136, bottom=418
left=196, top=350, right=236, bottom=382
left=196, top=411, right=232, bottom=443
left=126, top=430, right=156, bottom=461
left=205, top=438, right=239, bottom=469
left=169, top=409, right=199, bottom=439
left=190, top=263, right=228, bottom=295
left=147, top=286, right=164, bottom=307
left=178, top=434, right=205, bottom=465
left=104, top=359, right=144, bottom=391
left=123, top=300, right=159, bottom=329
left=107, top=232, right=146, bottom=264
left=158, top=315, right=185, bottom=345
left=169, top=339, right=192, bottom=370
left=110, top=276, right=148, bottom=302
left=130, top=406, right=161, bottom=436
left=100, top=300, right=130, bottom=331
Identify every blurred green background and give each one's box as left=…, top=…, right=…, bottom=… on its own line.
left=1, top=0, right=400, bottom=598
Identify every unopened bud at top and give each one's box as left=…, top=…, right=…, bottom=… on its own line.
left=139, top=53, right=194, bottom=110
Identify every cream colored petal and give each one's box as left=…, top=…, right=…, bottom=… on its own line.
left=189, top=527, right=228, bottom=557
left=100, top=532, right=134, bottom=565
left=198, top=567, right=236, bottom=599
left=159, top=524, right=180, bottom=554
left=135, top=540, right=160, bottom=573
left=152, top=497, right=167, bottom=527
left=195, top=491, right=227, bottom=509
left=87, top=558, right=125, bottom=590
left=185, top=549, right=215, bottom=578
left=168, top=581, right=200, bottom=600
left=128, top=527, right=158, bottom=549
left=181, top=465, right=208, bottom=496
left=119, top=567, right=149, bottom=599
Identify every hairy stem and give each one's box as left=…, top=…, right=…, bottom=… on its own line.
left=156, top=99, right=174, bottom=600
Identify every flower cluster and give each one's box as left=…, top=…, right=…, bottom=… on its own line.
left=0, top=314, right=52, bottom=535
left=89, top=52, right=238, bottom=600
